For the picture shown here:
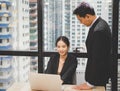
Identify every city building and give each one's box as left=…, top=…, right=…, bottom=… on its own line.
left=0, top=1, right=13, bottom=91
left=29, top=0, right=38, bottom=72
left=0, top=0, right=30, bottom=90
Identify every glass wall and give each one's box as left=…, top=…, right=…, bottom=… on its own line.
left=0, top=0, right=39, bottom=91
left=43, top=0, right=112, bottom=90
left=0, top=55, right=38, bottom=90
left=0, top=0, right=119, bottom=91
left=43, top=0, right=112, bottom=53
left=0, top=0, right=38, bottom=51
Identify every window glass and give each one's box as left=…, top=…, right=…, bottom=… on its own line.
left=0, top=0, right=115, bottom=90
left=43, top=0, right=112, bottom=53
left=0, top=0, right=38, bottom=51
left=0, top=56, right=38, bottom=90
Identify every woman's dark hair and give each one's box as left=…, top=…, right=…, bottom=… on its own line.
left=73, top=2, right=95, bottom=17
left=55, top=36, right=70, bottom=47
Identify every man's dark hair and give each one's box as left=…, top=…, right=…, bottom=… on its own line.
left=73, top=2, right=95, bottom=17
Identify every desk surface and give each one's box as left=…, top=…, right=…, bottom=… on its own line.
left=7, top=83, right=105, bottom=91
left=62, top=85, right=105, bottom=91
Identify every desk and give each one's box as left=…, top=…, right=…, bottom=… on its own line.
left=7, top=83, right=105, bottom=91
left=62, top=85, right=105, bottom=91
left=7, top=83, right=31, bottom=91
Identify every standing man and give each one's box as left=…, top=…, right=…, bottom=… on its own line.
left=73, top=2, right=112, bottom=90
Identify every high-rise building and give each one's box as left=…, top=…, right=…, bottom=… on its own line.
left=43, top=0, right=63, bottom=51
left=0, top=1, right=13, bottom=91
left=0, top=0, right=30, bottom=90
left=29, top=0, right=38, bottom=72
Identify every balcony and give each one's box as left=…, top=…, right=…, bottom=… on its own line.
left=0, top=66, right=12, bottom=79
left=0, top=66, right=12, bottom=72
left=0, top=12, right=11, bottom=17
left=30, top=13, right=37, bottom=17
left=0, top=56, right=12, bottom=59
left=0, top=1, right=12, bottom=6
left=0, top=34, right=12, bottom=39
left=0, top=24, right=10, bottom=28
left=29, top=4, right=37, bottom=10
left=30, top=25, right=37, bottom=29
left=30, top=42, right=37, bottom=50
left=30, top=42, right=37, bottom=47
left=30, top=19, right=37, bottom=23
left=30, top=31, right=37, bottom=36
left=30, top=29, right=37, bottom=33
left=0, top=45, right=12, bottom=50
left=31, top=57, right=38, bottom=62
left=0, top=76, right=13, bottom=89
left=30, top=35, right=37, bottom=40
left=0, top=57, right=12, bottom=68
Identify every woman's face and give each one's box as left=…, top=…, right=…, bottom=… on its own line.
left=56, top=40, right=69, bottom=56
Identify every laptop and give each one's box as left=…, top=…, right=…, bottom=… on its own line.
left=29, top=72, right=62, bottom=91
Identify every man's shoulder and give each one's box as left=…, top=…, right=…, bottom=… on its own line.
left=95, top=18, right=110, bottom=32
left=98, top=17, right=109, bottom=26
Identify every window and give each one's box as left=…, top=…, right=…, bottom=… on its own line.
left=0, top=0, right=118, bottom=91
left=43, top=0, right=118, bottom=91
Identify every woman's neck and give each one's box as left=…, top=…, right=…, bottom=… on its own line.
left=60, top=54, right=67, bottom=61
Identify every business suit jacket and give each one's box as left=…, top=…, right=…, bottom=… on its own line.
left=45, top=53, right=77, bottom=84
left=85, top=17, right=112, bottom=86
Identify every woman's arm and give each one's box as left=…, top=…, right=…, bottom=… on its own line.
left=44, top=55, right=54, bottom=73
left=61, top=56, right=77, bottom=84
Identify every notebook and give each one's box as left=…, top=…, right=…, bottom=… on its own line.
left=29, top=72, right=62, bottom=91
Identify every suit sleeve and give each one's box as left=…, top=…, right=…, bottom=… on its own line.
left=61, top=56, right=77, bottom=83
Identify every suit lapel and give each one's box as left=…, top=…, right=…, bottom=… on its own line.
left=86, top=17, right=101, bottom=46
left=60, top=54, right=69, bottom=75
left=54, top=54, right=60, bottom=74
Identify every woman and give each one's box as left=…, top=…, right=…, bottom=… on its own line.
left=45, top=36, right=77, bottom=84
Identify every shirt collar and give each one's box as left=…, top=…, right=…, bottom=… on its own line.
left=89, top=16, right=99, bottom=28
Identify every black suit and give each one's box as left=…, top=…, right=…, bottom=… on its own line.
left=45, top=53, right=77, bottom=84
left=85, top=17, right=112, bottom=86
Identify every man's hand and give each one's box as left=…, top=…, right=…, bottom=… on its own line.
left=72, top=83, right=93, bottom=90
